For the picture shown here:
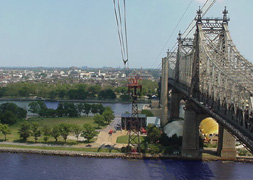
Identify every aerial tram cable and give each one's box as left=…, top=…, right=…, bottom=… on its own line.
left=113, top=0, right=129, bottom=70
left=151, top=0, right=194, bottom=68
left=156, top=0, right=217, bottom=70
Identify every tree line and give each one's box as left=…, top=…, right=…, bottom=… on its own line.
left=18, top=122, right=98, bottom=143
left=0, top=80, right=158, bottom=101
left=28, top=101, right=113, bottom=118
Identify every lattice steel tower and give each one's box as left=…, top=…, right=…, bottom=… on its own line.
left=127, top=76, right=142, bottom=152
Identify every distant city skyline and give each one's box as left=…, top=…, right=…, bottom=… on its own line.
left=0, top=0, right=252, bottom=68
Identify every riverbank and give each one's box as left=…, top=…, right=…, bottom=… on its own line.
left=0, top=98, right=149, bottom=104
left=0, top=146, right=252, bottom=162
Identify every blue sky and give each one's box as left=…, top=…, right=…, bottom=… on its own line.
left=0, top=0, right=252, bottom=68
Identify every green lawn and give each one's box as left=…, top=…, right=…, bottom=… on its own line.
left=2, top=116, right=102, bottom=143
left=116, top=135, right=145, bottom=144
left=0, top=144, right=120, bottom=153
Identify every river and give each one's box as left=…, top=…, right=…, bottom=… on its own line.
left=0, top=153, right=252, bottom=180
left=0, top=100, right=146, bottom=116
left=0, top=101, right=252, bottom=180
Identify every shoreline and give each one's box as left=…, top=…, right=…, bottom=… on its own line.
left=0, top=98, right=149, bottom=104
left=0, top=147, right=252, bottom=163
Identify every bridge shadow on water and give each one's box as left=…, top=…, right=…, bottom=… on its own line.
left=143, top=158, right=214, bottom=180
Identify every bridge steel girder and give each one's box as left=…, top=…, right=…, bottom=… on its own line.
left=169, top=79, right=253, bottom=153
left=165, top=8, right=253, bottom=153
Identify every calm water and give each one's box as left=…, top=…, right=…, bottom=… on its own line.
left=0, top=153, right=252, bottom=180
left=0, top=101, right=146, bottom=116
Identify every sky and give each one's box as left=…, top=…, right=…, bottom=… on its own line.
left=0, top=0, right=252, bottom=68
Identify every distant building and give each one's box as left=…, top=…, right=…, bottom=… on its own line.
left=121, top=113, right=146, bottom=130
left=146, top=117, right=160, bottom=127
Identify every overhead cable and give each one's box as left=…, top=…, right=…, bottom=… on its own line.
left=113, top=0, right=129, bottom=68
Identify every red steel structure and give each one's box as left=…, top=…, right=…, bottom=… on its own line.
left=127, top=75, right=142, bottom=152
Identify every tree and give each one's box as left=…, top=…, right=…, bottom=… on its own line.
left=0, top=111, right=18, bottom=125
left=18, top=122, right=31, bottom=142
left=98, top=89, right=116, bottom=99
left=91, top=104, right=98, bottom=114
left=63, top=102, right=79, bottom=117
left=97, top=104, right=105, bottom=115
left=0, top=103, right=27, bottom=124
left=59, top=123, right=71, bottom=143
left=51, top=126, right=60, bottom=142
left=31, top=122, right=41, bottom=142
left=93, top=114, right=105, bottom=128
left=42, top=125, right=51, bottom=142
left=87, top=85, right=101, bottom=98
left=146, top=124, right=161, bottom=144
left=141, top=110, right=154, bottom=117
left=71, top=124, right=82, bottom=141
left=28, top=101, right=47, bottom=115
left=56, top=103, right=65, bottom=117
left=0, top=124, right=11, bottom=141
left=81, top=124, right=97, bottom=143
left=83, top=103, right=91, bottom=116
left=120, top=94, right=131, bottom=101
left=77, top=103, right=84, bottom=116
left=102, top=107, right=115, bottom=124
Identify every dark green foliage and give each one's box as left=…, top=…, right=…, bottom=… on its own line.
left=98, top=89, right=116, bottom=99
left=51, top=126, right=60, bottom=142
left=159, top=133, right=182, bottom=147
left=121, top=146, right=132, bottom=153
left=147, top=144, right=162, bottom=154
left=62, top=103, right=79, bottom=117
left=18, top=122, right=31, bottom=142
left=93, top=114, right=105, bottom=128
left=0, top=103, right=27, bottom=125
left=0, top=79, right=158, bottom=100
left=83, top=103, right=91, bottom=116
left=120, top=94, right=131, bottom=101
left=31, top=122, right=41, bottom=142
left=141, top=110, right=154, bottom=117
left=146, top=124, right=161, bottom=143
left=42, top=125, right=51, bottom=142
left=91, top=104, right=98, bottom=114
left=0, top=87, right=6, bottom=97
left=81, top=124, right=98, bottom=143
left=97, top=104, right=105, bottom=115
left=102, top=107, right=115, bottom=124
left=0, top=111, right=17, bottom=125
left=59, top=123, right=71, bottom=142
left=28, top=101, right=47, bottom=114
left=71, top=124, right=82, bottom=141
left=87, top=85, right=101, bottom=98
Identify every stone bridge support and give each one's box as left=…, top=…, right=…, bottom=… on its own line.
left=217, top=125, right=236, bottom=159
left=170, top=89, right=182, bottom=121
left=161, top=58, right=169, bottom=127
left=182, top=101, right=207, bottom=158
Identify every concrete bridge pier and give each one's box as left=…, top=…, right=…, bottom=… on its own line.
left=217, top=125, right=236, bottom=159
left=181, top=102, right=204, bottom=158
left=169, top=89, right=182, bottom=121
left=160, top=58, right=169, bottom=127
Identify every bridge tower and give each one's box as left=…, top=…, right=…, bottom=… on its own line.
left=180, top=7, right=237, bottom=159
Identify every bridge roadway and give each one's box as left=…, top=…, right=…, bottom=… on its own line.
left=169, top=79, right=253, bottom=152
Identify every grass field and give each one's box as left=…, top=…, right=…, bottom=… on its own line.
left=0, top=144, right=120, bottom=153
left=2, top=116, right=102, bottom=143
left=116, top=135, right=145, bottom=144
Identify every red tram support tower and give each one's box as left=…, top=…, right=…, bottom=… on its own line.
left=127, top=75, right=142, bottom=152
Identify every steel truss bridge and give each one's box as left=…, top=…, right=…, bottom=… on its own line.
left=166, top=8, right=253, bottom=152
